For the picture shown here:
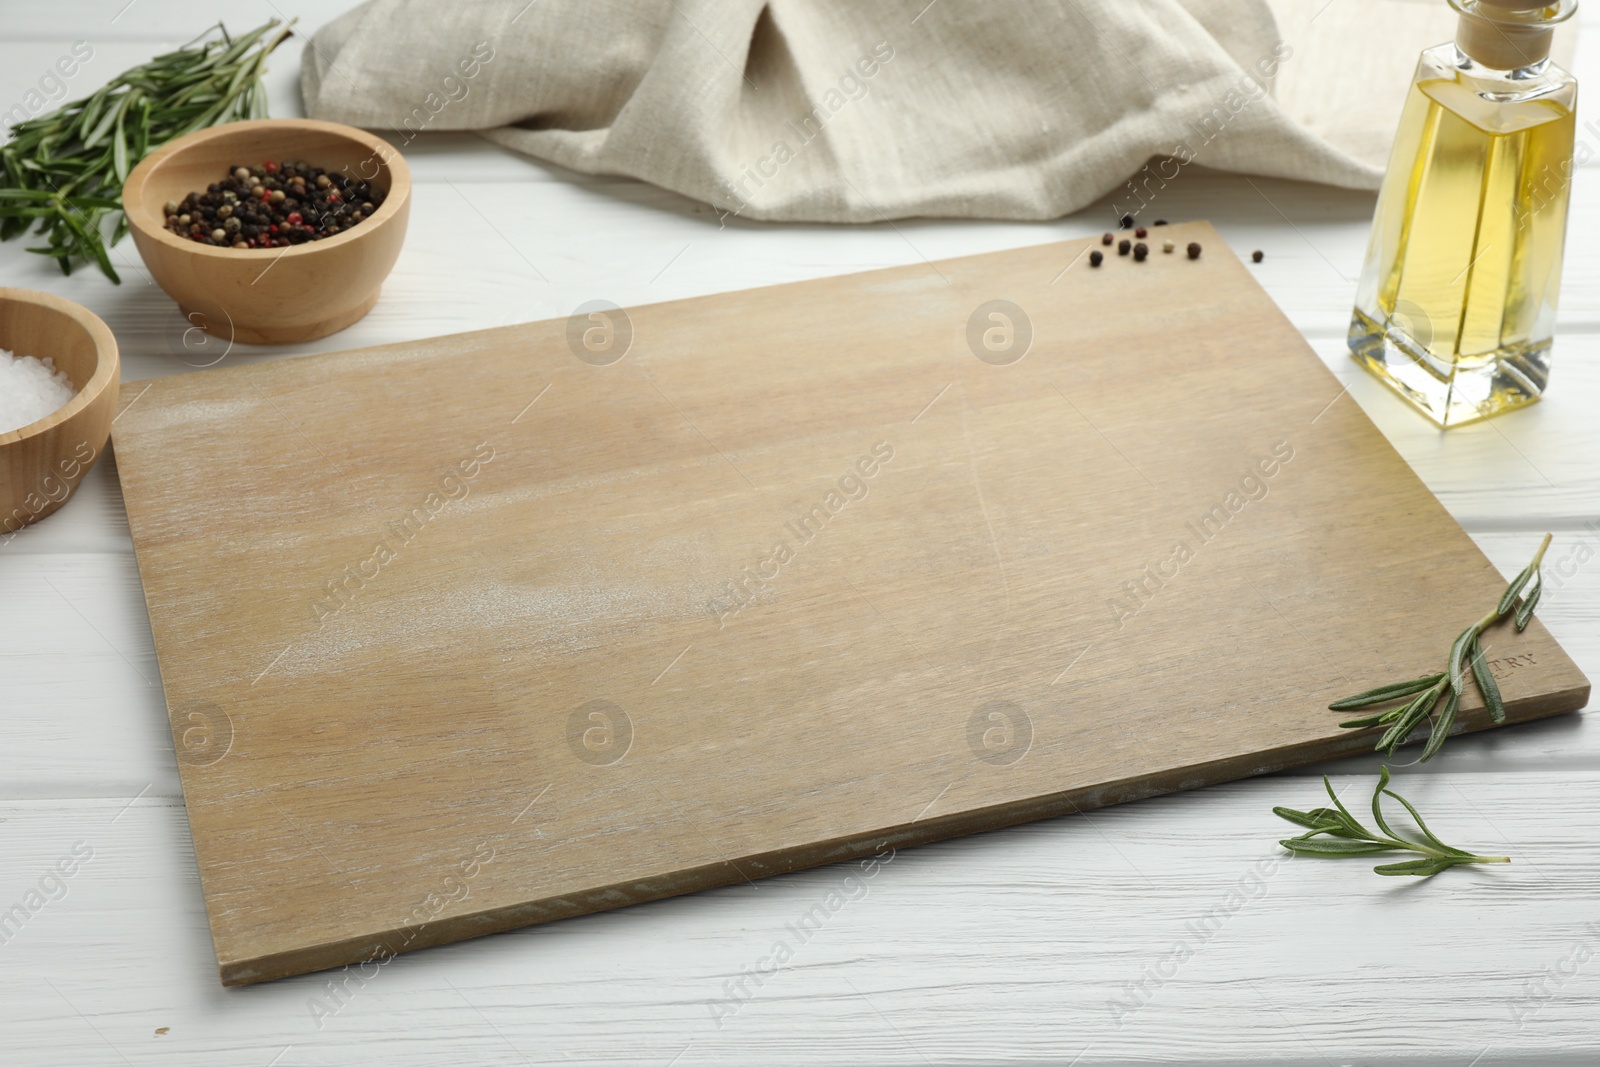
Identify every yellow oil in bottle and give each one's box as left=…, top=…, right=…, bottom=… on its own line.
left=1350, top=34, right=1577, bottom=428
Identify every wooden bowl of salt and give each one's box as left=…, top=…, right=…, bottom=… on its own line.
left=0, top=288, right=120, bottom=533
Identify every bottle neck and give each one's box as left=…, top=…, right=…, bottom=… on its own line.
left=1450, top=0, right=1575, bottom=71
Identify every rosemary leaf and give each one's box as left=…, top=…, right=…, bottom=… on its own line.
left=1271, top=806, right=1332, bottom=831
left=1448, top=623, right=1477, bottom=697
left=1374, top=858, right=1454, bottom=877
left=1327, top=673, right=1446, bottom=711
left=1497, top=564, right=1534, bottom=616
left=1280, top=837, right=1399, bottom=856
left=1468, top=637, right=1506, bottom=725
left=1515, top=581, right=1542, bottom=632
left=1418, top=688, right=1459, bottom=763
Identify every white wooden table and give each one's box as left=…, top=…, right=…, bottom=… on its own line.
left=4, top=3, right=1599, bottom=1063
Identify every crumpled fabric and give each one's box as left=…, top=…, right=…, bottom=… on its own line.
left=300, top=0, right=1464, bottom=222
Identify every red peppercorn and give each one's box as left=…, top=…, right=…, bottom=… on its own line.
left=264, top=161, right=279, bottom=173
left=287, top=212, right=303, bottom=225
left=1135, top=227, right=1148, bottom=239
left=1101, top=233, right=1114, bottom=246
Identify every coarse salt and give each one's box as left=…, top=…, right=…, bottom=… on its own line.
left=0, top=348, right=77, bottom=434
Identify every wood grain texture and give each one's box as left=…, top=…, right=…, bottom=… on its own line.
left=5, top=528, right=1596, bottom=804
left=109, top=223, right=1587, bottom=985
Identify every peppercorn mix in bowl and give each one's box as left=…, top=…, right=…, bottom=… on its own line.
left=162, top=160, right=387, bottom=249
left=123, top=118, right=410, bottom=345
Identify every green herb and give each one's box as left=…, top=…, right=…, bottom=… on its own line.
left=1331, top=533, right=1551, bottom=761
left=1275, top=766, right=1508, bottom=877
left=0, top=19, right=294, bottom=282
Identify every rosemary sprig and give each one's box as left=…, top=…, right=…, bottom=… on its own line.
left=1275, top=766, right=1508, bottom=877
left=0, top=19, right=294, bottom=282
left=1330, top=533, right=1551, bottom=761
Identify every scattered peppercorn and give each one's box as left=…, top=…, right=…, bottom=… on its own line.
left=1119, top=214, right=1134, bottom=229
left=1102, top=232, right=1114, bottom=246
left=1134, top=227, right=1147, bottom=239
left=1133, top=242, right=1149, bottom=261
left=1153, top=219, right=1169, bottom=226
left=1162, top=240, right=1176, bottom=254
left=1089, top=250, right=1104, bottom=267
left=1251, top=250, right=1264, bottom=263
left=1118, top=238, right=1131, bottom=256
left=1187, top=242, right=1202, bottom=260
left=162, top=159, right=386, bottom=248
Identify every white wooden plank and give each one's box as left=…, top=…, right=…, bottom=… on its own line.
left=0, top=778, right=1596, bottom=1064
left=0, top=554, right=173, bottom=798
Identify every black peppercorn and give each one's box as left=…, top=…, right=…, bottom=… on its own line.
left=1133, top=242, right=1148, bottom=261
left=1251, top=250, right=1264, bottom=263
left=1153, top=219, right=1168, bottom=226
left=1119, top=214, right=1134, bottom=229
left=1089, top=250, right=1104, bottom=267
left=1187, top=242, right=1202, bottom=260
left=1118, top=239, right=1131, bottom=255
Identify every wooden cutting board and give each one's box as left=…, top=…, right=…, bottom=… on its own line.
left=112, top=222, right=1589, bottom=986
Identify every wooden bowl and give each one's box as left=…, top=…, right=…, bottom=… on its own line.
left=122, top=118, right=410, bottom=345
left=0, top=288, right=120, bottom=533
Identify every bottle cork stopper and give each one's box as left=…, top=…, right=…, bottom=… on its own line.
left=1453, top=0, right=1570, bottom=70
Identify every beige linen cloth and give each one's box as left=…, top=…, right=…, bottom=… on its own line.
left=300, top=0, right=1540, bottom=222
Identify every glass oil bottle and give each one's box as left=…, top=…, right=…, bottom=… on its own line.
left=1349, top=0, right=1578, bottom=428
